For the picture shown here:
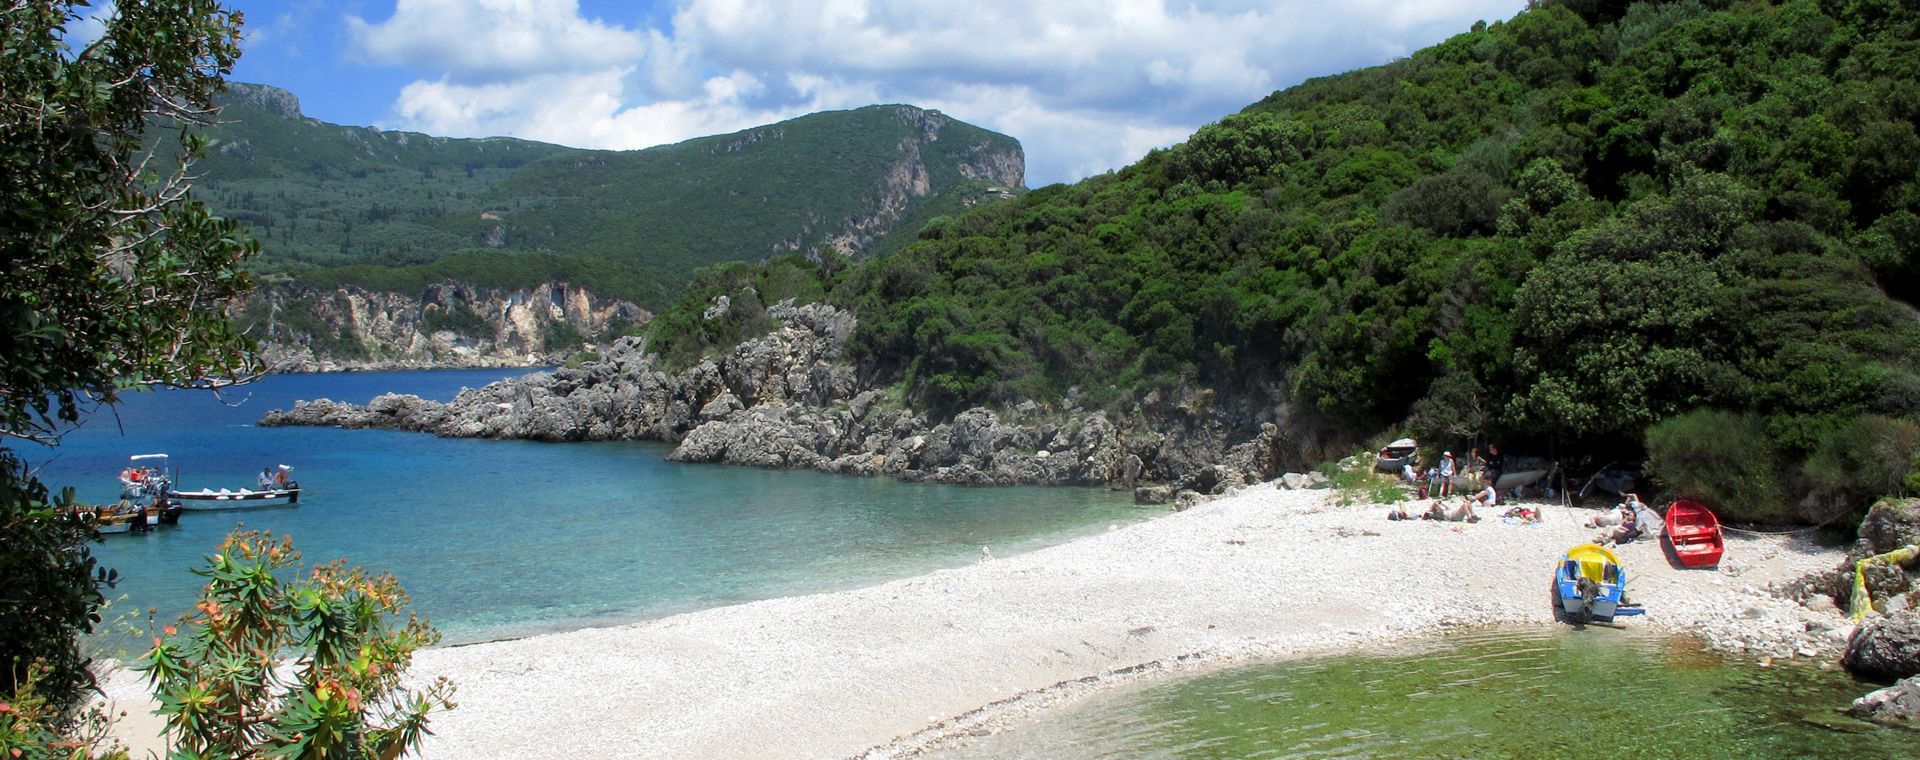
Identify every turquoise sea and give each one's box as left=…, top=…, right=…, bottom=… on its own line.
left=26, top=370, right=1144, bottom=647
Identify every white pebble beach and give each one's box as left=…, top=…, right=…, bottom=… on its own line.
left=96, top=484, right=1851, bottom=758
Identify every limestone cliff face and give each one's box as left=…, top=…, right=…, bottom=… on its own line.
left=223, top=82, right=303, bottom=120
left=244, top=282, right=648, bottom=372
left=789, top=106, right=1025, bottom=256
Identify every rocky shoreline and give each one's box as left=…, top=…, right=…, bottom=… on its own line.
left=261, top=301, right=1311, bottom=491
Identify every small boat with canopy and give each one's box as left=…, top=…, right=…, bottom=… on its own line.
left=1553, top=543, right=1646, bottom=625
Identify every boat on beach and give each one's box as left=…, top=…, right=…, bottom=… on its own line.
left=1553, top=543, right=1645, bottom=625
left=1375, top=438, right=1418, bottom=474
left=1664, top=499, right=1725, bottom=568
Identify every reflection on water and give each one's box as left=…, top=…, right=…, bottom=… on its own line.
left=941, top=628, right=1913, bottom=759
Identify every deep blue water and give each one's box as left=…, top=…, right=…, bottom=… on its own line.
left=25, top=370, right=1141, bottom=648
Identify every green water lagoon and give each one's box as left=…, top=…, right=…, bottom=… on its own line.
left=943, top=627, right=1913, bottom=759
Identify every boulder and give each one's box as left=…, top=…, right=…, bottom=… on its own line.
left=1134, top=486, right=1173, bottom=505
left=1860, top=498, right=1920, bottom=555
left=1851, top=677, right=1920, bottom=723
left=1843, top=608, right=1920, bottom=680
left=1280, top=472, right=1310, bottom=490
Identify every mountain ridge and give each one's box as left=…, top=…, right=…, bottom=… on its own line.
left=187, top=83, right=1025, bottom=309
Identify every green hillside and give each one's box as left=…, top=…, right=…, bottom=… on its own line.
left=181, top=84, right=1024, bottom=307
left=656, top=0, right=1920, bottom=522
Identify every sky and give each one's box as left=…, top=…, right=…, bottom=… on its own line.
left=158, top=0, right=1528, bottom=186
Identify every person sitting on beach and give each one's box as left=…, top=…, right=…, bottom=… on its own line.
left=1469, top=479, right=1497, bottom=509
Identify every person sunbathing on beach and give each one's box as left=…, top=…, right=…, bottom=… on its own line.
left=1594, top=504, right=1641, bottom=546
left=1585, top=492, right=1649, bottom=528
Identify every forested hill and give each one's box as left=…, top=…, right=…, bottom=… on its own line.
left=183, top=83, right=1026, bottom=308
left=660, top=0, right=1920, bottom=522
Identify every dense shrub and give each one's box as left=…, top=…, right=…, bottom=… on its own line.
left=0, top=454, right=112, bottom=716
left=1645, top=410, right=1792, bottom=523
left=139, top=532, right=454, bottom=759
left=1802, top=415, right=1920, bottom=523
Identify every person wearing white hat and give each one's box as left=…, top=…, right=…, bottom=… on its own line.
left=1437, top=451, right=1456, bottom=497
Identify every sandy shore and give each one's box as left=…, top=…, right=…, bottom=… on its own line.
left=98, top=485, right=1850, bottom=758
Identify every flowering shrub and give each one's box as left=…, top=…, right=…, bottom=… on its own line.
left=138, top=532, right=454, bottom=758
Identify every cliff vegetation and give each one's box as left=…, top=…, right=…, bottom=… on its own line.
left=647, top=0, right=1920, bottom=523
left=171, top=86, right=1025, bottom=310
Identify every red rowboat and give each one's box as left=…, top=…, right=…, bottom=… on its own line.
left=1665, top=499, right=1725, bottom=568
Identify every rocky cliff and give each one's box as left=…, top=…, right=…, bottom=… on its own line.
left=261, top=301, right=1317, bottom=489
left=791, top=107, right=1025, bottom=257
left=241, top=282, right=648, bottom=372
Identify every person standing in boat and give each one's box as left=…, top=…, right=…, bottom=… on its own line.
left=258, top=467, right=274, bottom=490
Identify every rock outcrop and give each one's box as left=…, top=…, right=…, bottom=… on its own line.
left=242, top=281, right=647, bottom=372
left=1843, top=608, right=1920, bottom=681
left=263, top=300, right=1314, bottom=487
left=1851, top=676, right=1920, bottom=723
left=1860, top=498, right=1920, bottom=556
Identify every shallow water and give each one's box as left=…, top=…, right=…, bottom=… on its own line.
left=25, top=370, right=1144, bottom=648
left=941, top=627, right=1913, bottom=759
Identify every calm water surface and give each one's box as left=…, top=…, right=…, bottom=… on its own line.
left=27, top=370, right=1143, bottom=647
left=943, top=627, right=1914, bottom=759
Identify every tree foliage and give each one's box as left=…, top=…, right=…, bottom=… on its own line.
left=1, top=0, right=256, bottom=711
left=138, top=532, right=454, bottom=760
left=650, top=0, right=1920, bottom=520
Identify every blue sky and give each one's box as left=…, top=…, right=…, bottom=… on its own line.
left=184, top=1, right=1529, bottom=186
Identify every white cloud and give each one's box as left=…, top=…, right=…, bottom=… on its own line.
left=362, top=0, right=1529, bottom=185
left=348, top=0, right=646, bottom=83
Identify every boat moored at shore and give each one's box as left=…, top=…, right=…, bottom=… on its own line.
left=1665, top=499, right=1726, bottom=568
left=1554, top=543, right=1646, bottom=625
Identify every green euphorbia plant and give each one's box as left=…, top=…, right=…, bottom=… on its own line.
left=137, top=532, right=454, bottom=759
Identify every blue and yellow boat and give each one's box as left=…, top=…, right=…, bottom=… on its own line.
left=1553, top=543, right=1645, bottom=625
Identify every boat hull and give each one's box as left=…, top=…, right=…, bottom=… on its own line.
left=1664, top=499, right=1725, bottom=568
left=1553, top=543, right=1643, bottom=624
left=169, top=488, right=301, bottom=510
